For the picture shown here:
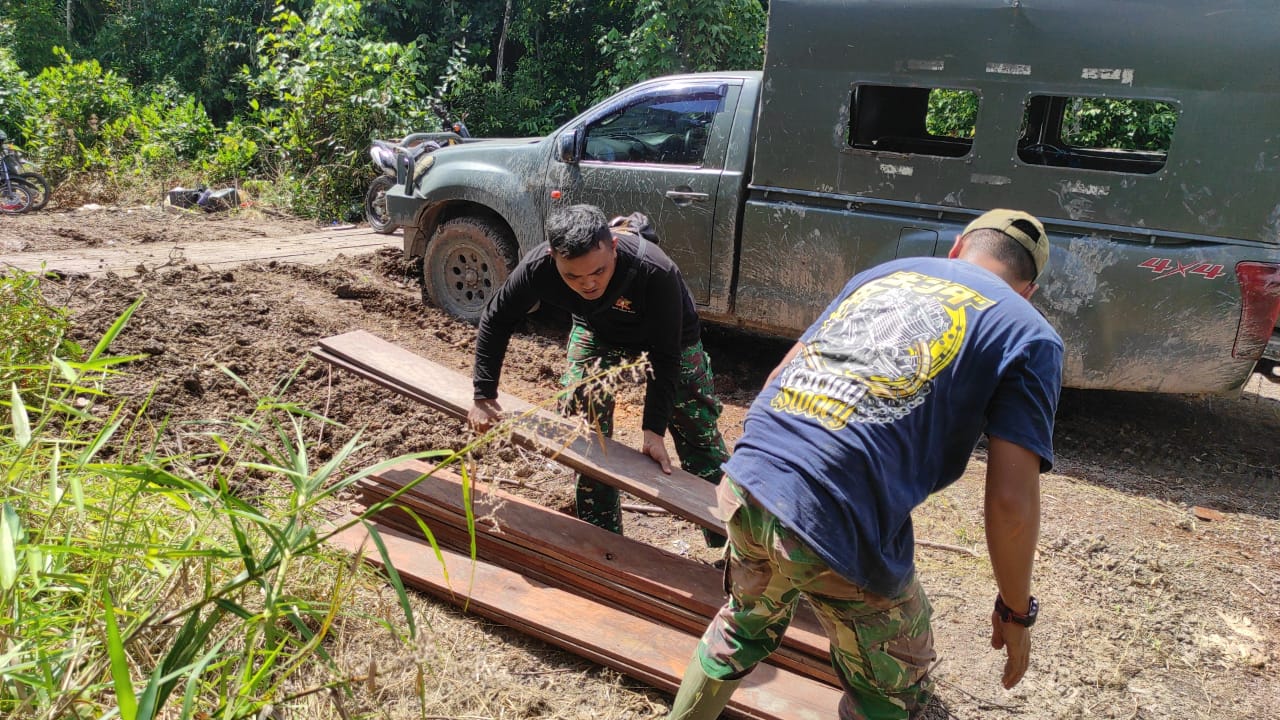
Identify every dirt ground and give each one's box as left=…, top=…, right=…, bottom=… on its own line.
left=3, top=206, right=1277, bottom=719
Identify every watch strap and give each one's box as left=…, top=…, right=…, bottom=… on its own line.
left=995, top=594, right=1038, bottom=627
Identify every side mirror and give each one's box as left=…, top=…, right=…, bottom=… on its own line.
left=558, top=129, right=580, bottom=164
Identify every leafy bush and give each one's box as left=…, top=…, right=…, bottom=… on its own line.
left=0, top=34, right=32, bottom=142
left=202, top=118, right=262, bottom=183
left=19, top=49, right=138, bottom=181
left=245, top=0, right=435, bottom=220
left=597, top=0, right=766, bottom=93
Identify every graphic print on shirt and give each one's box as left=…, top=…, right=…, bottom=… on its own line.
left=771, top=270, right=997, bottom=428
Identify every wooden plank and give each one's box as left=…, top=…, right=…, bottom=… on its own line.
left=329, top=520, right=842, bottom=720
left=357, top=464, right=837, bottom=685
left=368, top=503, right=839, bottom=686
left=312, top=330, right=721, bottom=531
left=362, top=463, right=833, bottom=660
left=0, top=227, right=397, bottom=277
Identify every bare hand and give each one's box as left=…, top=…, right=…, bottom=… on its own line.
left=641, top=429, right=672, bottom=474
left=468, top=399, right=503, bottom=432
left=990, top=611, right=1032, bottom=689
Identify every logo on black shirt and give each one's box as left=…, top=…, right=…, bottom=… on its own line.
left=612, top=296, right=635, bottom=314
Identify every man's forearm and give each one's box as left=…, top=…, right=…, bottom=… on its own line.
left=984, top=436, right=1041, bottom=612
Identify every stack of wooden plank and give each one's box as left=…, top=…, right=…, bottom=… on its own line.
left=315, top=331, right=843, bottom=718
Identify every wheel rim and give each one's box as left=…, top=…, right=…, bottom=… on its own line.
left=1, top=187, right=28, bottom=212
left=440, top=241, right=502, bottom=312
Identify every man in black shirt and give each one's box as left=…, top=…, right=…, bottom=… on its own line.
left=468, top=204, right=729, bottom=543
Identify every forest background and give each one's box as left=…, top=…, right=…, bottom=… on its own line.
left=0, top=0, right=1174, bottom=222
left=0, top=0, right=768, bottom=219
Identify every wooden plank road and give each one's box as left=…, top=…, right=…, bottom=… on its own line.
left=329, top=520, right=842, bottom=719
left=313, top=329, right=722, bottom=532
left=0, top=226, right=398, bottom=277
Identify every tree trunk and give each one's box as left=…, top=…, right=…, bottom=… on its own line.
left=65, top=0, right=73, bottom=42
left=495, top=0, right=514, bottom=85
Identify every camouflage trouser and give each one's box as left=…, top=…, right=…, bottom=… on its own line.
left=559, top=324, right=729, bottom=539
left=696, top=476, right=936, bottom=720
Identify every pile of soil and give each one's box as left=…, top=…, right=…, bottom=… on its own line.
left=4, top=207, right=1276, bottom=719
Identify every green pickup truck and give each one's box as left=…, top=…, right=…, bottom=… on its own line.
left=386, top=0, right=1280, bottom=395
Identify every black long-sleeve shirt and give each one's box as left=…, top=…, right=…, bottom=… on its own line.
left=473, top=232, right=701, bottom=436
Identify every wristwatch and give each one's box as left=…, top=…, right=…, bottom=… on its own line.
left=994, top=594, right=1038, bottom=627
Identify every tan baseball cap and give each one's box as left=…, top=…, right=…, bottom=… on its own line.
left=962, top=209, right=1050, bottom=279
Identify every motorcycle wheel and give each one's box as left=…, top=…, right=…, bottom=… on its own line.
left=365, top=175, right=399, bottom=234
left=0, top=183, right=33, bottom=214
left=19, top=173, right=50, bottom=211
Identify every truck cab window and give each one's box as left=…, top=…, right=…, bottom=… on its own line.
left=1018, top=95, right=1176, bottom=174
left=583, top=89, right=726, bottom=166
left=847, top=85, right=977, bottom=158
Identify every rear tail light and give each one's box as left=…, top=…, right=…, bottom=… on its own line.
left=1232, top=261, right=1280, bottom=359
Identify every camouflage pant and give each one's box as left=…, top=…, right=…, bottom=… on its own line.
left=559, top=324, right=729, bottom=538
left=696, top=476, right=936, bottom=720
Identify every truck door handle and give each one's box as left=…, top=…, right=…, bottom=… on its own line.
left=665, top=190, right=709, bottom=204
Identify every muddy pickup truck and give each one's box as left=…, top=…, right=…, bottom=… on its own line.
left=386, top=0, right=1280, bottom=396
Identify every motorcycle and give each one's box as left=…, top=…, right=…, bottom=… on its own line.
left=0, top=131, right=48, bottom=214
left=365, top=120, right=470, bottom=234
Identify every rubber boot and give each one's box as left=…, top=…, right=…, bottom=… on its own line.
left=667, top=660, right=743, bottom=720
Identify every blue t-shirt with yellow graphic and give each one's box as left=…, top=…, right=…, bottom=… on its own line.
left=724, top=257, right=1063, bottom=598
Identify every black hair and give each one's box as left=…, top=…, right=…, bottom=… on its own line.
left=961, top=228, right=1037, bottom=283
left=547, top=204, right=611, bottom=259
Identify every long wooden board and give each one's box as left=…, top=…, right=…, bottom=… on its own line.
left=0, top=226, right=396, bottom=278
left=329, top=520, right=842, bottom=720
left=359, top=461, right=838, bottom=685
left=313, top=329, right=721, bottom=531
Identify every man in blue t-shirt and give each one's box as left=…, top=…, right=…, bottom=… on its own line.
left=667, top=209, right=1064, bottom=720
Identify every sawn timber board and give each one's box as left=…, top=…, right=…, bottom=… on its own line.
left=313, top=329, right=720, bottom=531
left=358, top=460, right=837, bottom=685
left=328, top=520, right=842, bottom=720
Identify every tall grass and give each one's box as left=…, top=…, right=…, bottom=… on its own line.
left=0, top=270, right=478, bottom=719
left=0, top=268, right=654, bottom=719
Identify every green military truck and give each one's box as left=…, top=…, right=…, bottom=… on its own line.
left=386, top=0, right=1280, bottom=395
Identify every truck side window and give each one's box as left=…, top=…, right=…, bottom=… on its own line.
left=583, top=89, right=726, bottom=166
left=1018, top=95, right=1176, bottom=174
left=847, top=85, right=977, bottom=158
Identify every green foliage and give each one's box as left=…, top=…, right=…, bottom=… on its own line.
left=0, top=0, right=68, bottom=73
left=202, top=118, right=261, bottom=182
left=87, top=0, right=271, bottom=124
left=246, top=0, right=435, bottom=219
left=1062, top=97, right=1176, bottom=151
left=926, top=89, right=979, bottom=139
left=597, top=0, right=766, bottom=93
left=0, top=34, right=32, bottom=142
left=0, top=269, right=82, bottom=392
left=19, top=48, right=139, bottom=181
left=0, top=278, right=466, bottom=718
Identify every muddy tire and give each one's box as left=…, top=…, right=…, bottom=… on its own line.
left=422, top=216, right=518, bottom=323
left=364, top=175, right=398, bottom=234
left=18, top=173, right=49, bottom=211
left=0, top=183, right=33, bottom=214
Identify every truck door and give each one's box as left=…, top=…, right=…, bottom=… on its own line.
left=547, top=80, right=741, bottom=305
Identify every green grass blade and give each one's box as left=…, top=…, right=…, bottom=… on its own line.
left=52, top=355, right=78, bottom=383
left=0, top=503, right=17, bottom=591
left=87, top=296, right=143, bottom=362
left=212, top=598, right=254, bottom=620
left=135, top=665, right=163, bottom=720
left=104, top=593, right=138, bottom=720
left=9, top=383, right=31, bottom=448
left=48, top=443, right=62, bottom=505
left=393, top=505, right=450, bottom=588
left=359, top=519, right=417, bottom=640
